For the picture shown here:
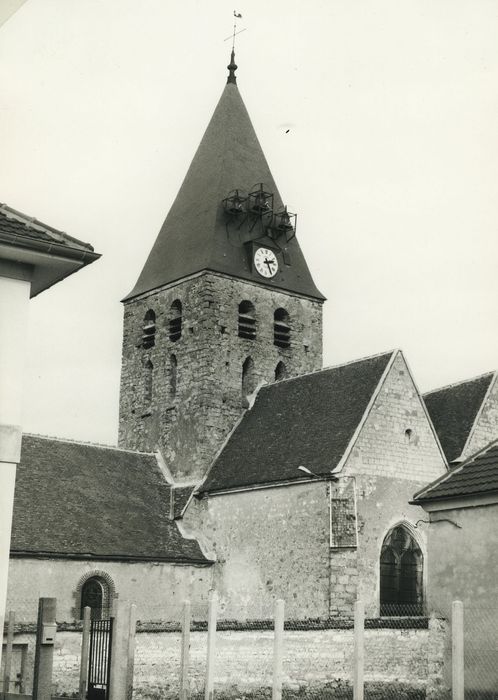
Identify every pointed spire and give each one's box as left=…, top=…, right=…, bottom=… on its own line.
left=227, top=49, right=237, bottom=84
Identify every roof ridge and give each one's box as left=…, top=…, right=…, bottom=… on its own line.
left=423, top=370, right=495, bottom=397
left=0, top=203, right=94, bottom=250
left=23, top=433, right=156, bottom=456
left=259, top=349, right=398, bottom=391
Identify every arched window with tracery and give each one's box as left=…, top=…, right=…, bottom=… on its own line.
left=380, top=524, right=423, bottom=616
left=80, top=576, right=109, bottom=620
left=275, top=361, right=288, bottom=381
left=242, top=356, right=257, bottom=399
left=169, top=300, right=182, bottom=342
left=142, top=309, right=156, bottom=349
left=274, top=308, right=291, bottom=348
left=238, top=301, right=256, bottom=340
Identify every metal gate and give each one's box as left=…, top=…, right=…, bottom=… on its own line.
left=88, top=618, right=113, bottom=700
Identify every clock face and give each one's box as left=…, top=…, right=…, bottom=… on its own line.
left=254, top=247, right=278, bottom=278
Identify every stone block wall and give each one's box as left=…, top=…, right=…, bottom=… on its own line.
left=119, top=272, right=322, bottom=479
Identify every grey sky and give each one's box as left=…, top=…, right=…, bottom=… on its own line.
left=1, top=0, right=497, bottom=445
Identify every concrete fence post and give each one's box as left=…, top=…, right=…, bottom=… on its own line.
left=32, top=597, right=57, bottom=700
left=272, top=599, right=285, bottom=700
left=204, top=591, right=218, bottom=700
left=109, top=601, right=135, bottom=700
left=3, top=610, right=15, bottom=697
left=353, top=599, right=365, bottom=700
left=78, top=606, right=91, bottom=700
left=180, top=600, right=191, bottom=700
left=125, top=604, right=137, bottom=700
left=452, top=600, right=464, bottom=700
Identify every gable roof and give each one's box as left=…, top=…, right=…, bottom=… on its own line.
left=124, top=72, right=323, bottom=302
left=0, top=204, right=100, bottom=296
left=11, top=435, right=210, bottom=564
left=413, top=439, right=498, bottom=504
left=423, top=372, right=495, bottom=463
left=200, top=351, right=395, bottom=493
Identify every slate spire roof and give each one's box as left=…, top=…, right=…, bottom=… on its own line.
left=200, top=351, right=396, bottom=493
left=423, top=372, right=496, bottom=463
left=124, top=56, right=323, bottom=302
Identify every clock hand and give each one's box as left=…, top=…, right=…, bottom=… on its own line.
left=264, top=258, right=274, bottom=273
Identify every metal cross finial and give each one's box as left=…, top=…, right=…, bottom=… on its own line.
left=230, top=11, right=243, bottom=50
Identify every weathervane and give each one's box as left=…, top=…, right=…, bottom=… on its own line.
left=224, top=10, right=246, bottom=49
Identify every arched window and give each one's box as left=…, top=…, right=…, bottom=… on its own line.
left=142, top=310, right=156, bottom=349
left=170, top=354, right=177, bottom=398
left=238, top=301, right=256, bottom=340
left=380, top=524, right=423, bottom=616
left=144, top=359, right=153, bottom=406
left=274, top=308, right=291, bottom=348
left=242, top=356, right=257, bottom=398
left=275, top=361, right=288, bottom=381
left=80, top=577, right=108, bottom=620
left=169, top=300, right=182, bottom=342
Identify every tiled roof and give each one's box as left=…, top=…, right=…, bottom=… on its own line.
left=423, top=373, right=494, bottom=462
left=124, top=80, right=324, bottom=302
left=0, top=204, right=100, bottom=296
left=11, top=435, right=209, bottom=564
left=413, top=440, right=498, bottom=503
left=201, top=351, right=395, bottom=493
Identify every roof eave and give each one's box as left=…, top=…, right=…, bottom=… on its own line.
left=10, top=548, right=214, bottom=566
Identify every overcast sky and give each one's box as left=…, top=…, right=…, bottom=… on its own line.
left=1, top=1, right=497, bottom=445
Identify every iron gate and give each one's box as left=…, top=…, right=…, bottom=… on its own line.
left=88, top=618, right=113, bottom=700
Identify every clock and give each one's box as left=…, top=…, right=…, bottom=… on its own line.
left=254, top=247, right=278, bottom=278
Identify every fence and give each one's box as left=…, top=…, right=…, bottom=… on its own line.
left=2, top=597, right=497, bottom=699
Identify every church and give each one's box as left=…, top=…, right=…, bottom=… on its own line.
left=6, top=52, right=498, bottom=625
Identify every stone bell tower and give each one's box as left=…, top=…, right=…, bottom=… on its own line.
left=118, top=52, right=325, bottom=481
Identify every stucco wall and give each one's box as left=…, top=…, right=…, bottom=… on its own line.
left=6, top=557, right=212, bottom=623
left=426, top=503, right=498, bottom=694
left=119, top=272, right=322, bottom=479
left=462, top=375, right=498, bottom=459
left=184, top=481, right=331, bottom=620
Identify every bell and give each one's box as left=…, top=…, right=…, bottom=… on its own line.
left=274, top=207, right=294, bottom=232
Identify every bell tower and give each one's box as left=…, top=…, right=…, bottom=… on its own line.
left=118, top=53, right=325, bottom=480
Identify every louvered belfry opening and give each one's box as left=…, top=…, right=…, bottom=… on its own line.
left=142, top=309, right=156, bottom=349
left=238, top=300, right=256, bottom=340
left=380, top=524, right=424, bottom=616
left=169, top=300, right=182, bottom=342
left=274, top=308, right=291, bottom=348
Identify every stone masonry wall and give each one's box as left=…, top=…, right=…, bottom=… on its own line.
left=2, top=619, right=447, bottom=699
left=119, top=272, right=322, bottom=480
left=462, top=374, right=498, bottom=459
left=342, top=351, right=448, bottom=616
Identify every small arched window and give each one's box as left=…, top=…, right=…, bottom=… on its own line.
left=274, top=308, right=291, bottom=348
left=170, top=354, right=177, bottom=398
left=142, top=310, right=156, bottom=349
left=242, top=356, right=257, bottom=399
left=169, top=300, right=182, bottom=342
left=144, top=359, right=153, bottom=406
left=275, top=361, right=288, bottom=381
left=238, top=301, right=256, bottom=340
left=80, top=577, right=108, bottom=620
left=380, top=524, right=423, bottom=616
